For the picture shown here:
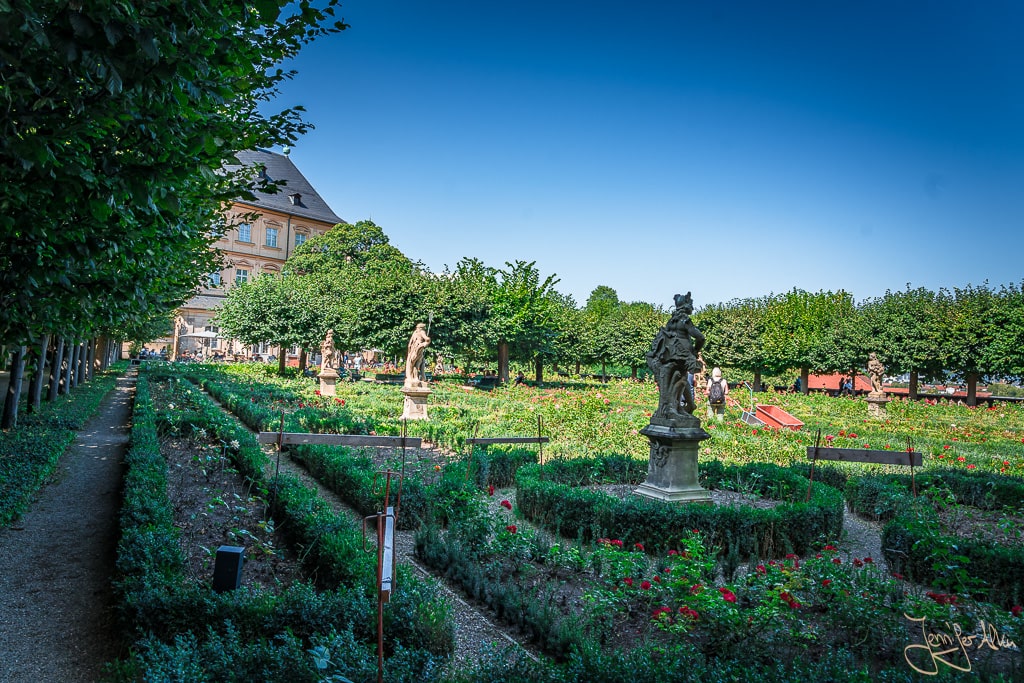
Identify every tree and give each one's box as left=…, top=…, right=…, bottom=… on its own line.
left=761, top=289, right=858, bottom=393
left=696, top=296, right=774, bottom=391
left=287, top=220, right=407, bottom=274
left=605, top=301, right=667, bottom=379
left=989, top=282, right=1024, bottom=383
left=491, top=261, right=561, bottom=383
left=0, top=0, right=346, bottom=425
left=938, top=283, right=1000, bottom=405
left=424, top=258, right=498, bottom=370
left=860, top=286, right=944, bottom=399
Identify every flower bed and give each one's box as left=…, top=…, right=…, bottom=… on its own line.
left=516, top=458, right=844, bottom=558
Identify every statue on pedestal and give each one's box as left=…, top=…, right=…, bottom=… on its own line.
left=404, top=323, right=430, bottom=388
left=867, top=352, right=885, bottom=395
left=320, top=330, right=338, bottom=373
left=646, top=292, right=705, bottom=421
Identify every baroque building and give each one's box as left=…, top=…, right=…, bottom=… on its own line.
left=172, top=149, right=344, bottom=359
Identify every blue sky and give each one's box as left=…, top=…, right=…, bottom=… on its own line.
left=271, top=0, right=1023, bottom=311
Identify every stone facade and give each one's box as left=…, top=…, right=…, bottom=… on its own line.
left=160, top=150, right=345, bottom=359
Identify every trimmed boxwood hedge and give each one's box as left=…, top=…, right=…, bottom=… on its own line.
left=840, top=468, right=1024, bottom=609
left=516, top=458, right=844, bottom=557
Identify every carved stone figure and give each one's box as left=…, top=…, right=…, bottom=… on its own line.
left=646, top=292, right=706, bottom=420
left=404, top=323, right=431, bottom=388
left=867, top=352, right=885, bottom=395
left=320, top=330, right=337, bottom=371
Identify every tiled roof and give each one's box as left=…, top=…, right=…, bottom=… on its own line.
left=228, top=149, right=345, bottom=226
left=182, top=294, right=227, bottom=311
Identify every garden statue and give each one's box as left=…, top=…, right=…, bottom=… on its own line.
left=865, top=352, right=889, bottom=418
left=867, top=352, right=885, bottom=395
left=321, top=330, right=337, bottom=371
left=635, top=292, right=712, bottom=503
left=404, top=323, right=431, bottom=389
left=401, top=322, right=432, bottom=419
left=646, top=292, right=706, bottom=421
left=318, top=330, right=340, bottom=396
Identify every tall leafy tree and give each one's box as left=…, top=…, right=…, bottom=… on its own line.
left=938, top=283, right=1000, bottom=405
left=696, top=296, right=774, bottom=391
left=860, top=286, right=944, bottom=398
left=491, top=261, right=561, bottom=383
left=0, top=0, right=345, bottom=424
left=989, top=282, right=1024, bottom=383
left=606, top=301, right=667, bottom=379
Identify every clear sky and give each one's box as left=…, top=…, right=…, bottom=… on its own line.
left=270, top=0, right=1023, bottom=311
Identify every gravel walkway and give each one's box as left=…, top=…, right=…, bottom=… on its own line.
left=0, top=370, right=134, bottom=683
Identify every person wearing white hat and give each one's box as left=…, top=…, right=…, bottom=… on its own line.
left=706, top=367, right=728, bottom=421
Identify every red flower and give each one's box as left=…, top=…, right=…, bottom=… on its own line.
left=1011, top=605, right=1022, bottom=618
left=668, top=549, right=679, bottom=556
left=891, top=572, right=905, bottom=580
left=678, top=606, right=699, bottom=620
left=752, top=429, right=758, bottom=436
left=785, top=553, right=799, bottom=560
left=943, top=445, right=951, bottom=450
left=611, top=539, right=624, bottom=548
left=690, top=584, right=703, bottom=595
left=500, top=500, right=512, bottom=510
left=488, top=485, right=495, bottom=496
left=848, top=433, right=857, bottom=439
left=719, top=587, right=737, bottom=603
left=832, top=558, right=842, bottom=565
left=863, top=557, right=873, bottom=564
left=967, top=464, right=976, bottom=469
left=623, top=578, right=633, bottom=587
left=652, top=606, right=672, bottom=619
left=852, top=558, right=864, bottom=568
left=957, top=456, right=965, bottom=462
left=641, top=580, right=652, bottom=590
left=506, top=525, right=517, bottom=534
left=653, top=575, right=661, bottom=583
left=756, top=564, right=766, bottom=574
left=634, top=543, right=645, bottom=552
left=863, top=443, right=870, bottom=449
left=825, top=434, right=835, bottom=443
left=839, top=430, right=846, bottom=436
left=823, top=544, right=838, bottom=552
left=314, top=390, right=321, bottom=396
left=822, top=579, right=832, bottom=587
left=298, top=402, right=305, bottom=408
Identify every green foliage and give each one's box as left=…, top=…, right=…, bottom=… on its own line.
left=0, top=0, right=346, bottom=346
left=0, top=367, right=118, bottom=526
left=516, top=458, right=844, bottom=557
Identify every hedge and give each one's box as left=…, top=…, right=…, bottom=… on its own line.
left=516, top=458, right=844, bottom=558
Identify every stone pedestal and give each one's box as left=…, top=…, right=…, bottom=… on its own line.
left=634, top=417, right=712, bottom=504
left=319, top=367, right=339, bottom=396
left=866, top=392, right=889, bottom=418
left=401, top=385, right=431, bottom=420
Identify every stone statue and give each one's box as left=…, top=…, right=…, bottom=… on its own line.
left=867, top=352, right=885, bottom=395
left=320, top=330, right=337, bottom=371
left=646, top=292, right=705, bottom=420
left=404, top=323, right=431, bottom=388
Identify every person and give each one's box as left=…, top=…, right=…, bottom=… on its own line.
left=706, top=367, right=728, bottom=421
left=792, top=376, right=802, bottom=393
left=404, top=322, right=431, bottom=387
left=514, top=371, right=526, bottom=387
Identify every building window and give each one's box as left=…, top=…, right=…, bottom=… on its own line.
left=238, top=223, right=252, bottom=242
left=294, top=233, right=307, bottom=248
left=266, top=226, right=278, bottom=248
left=208, top=272, right=222, bottom=287
left=235, top=268, right=250, bottom=285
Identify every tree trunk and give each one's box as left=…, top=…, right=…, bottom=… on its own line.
left=74, top=341, right=85, bottom=387
left=753, top=371, right=762, bottom=392
left=601, top=359, right=607, bottom=383
left=631, top=364, right=637, bottom=380
left=28, top=334, right=49, bottom=413
left=2, top=346, right=26, bottom=429
left=278, top=349, right=286, bottom=375
left=497, top=342, right=510, bottom=384
left=299, top=348, right=307, bottom=372
left=63, top=340, right=75, bottom=393
left=966, top=372, right=978, bottom=407
left=574, top=360, right=581, bottom=376
left=909, top=372, right=919, bottom=400
left=534, top=357, right=543, bottom=383
left=50, top=337, right=65, bottom=400
left=800, top=367, right=809, bottom=395
left=85, top=338, right=95, bottom=381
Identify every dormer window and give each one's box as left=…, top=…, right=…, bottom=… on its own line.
left=289, top=193, right=301, bottom=206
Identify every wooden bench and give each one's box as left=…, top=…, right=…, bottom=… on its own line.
left=805, top=430, right=921, bottom=501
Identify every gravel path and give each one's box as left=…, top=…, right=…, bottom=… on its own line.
left=0, top=370, right=134, bottom=683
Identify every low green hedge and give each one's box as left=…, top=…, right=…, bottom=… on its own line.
left=0, top=366, right=120, bottom=527
left=113, top=372, right=455, bottom=679
left=847, top=468, right=1024, bottom=521
left=516, top=458, right=844, bottom=557
left=841, top=468, right=1024, bottom=608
